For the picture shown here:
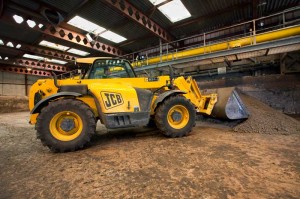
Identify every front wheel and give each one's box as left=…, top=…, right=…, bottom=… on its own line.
left=36, top=99, right=96, bottom=152
left=155, top=95, right=196, bottom=138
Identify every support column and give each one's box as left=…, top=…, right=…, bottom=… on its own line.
left=25, top=74, right=28, bottom=96
left=280, top=53, right=286, bottom=74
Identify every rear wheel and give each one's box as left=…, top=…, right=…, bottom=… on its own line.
left=36, top=99, right=96, bottom=152
left=155, top=95, right=196, bottom=137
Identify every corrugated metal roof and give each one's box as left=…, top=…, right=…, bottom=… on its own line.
left=0, top=21, right=41, bottom=44
left=10, top=0, right=40, bottom=11
left=0, top=0, right=299, bottom=66
left=39, top=0, right=84, bottom=13
left=113, top=21, right=151, bottom=40
left=76, top=0, right=128, bottom=31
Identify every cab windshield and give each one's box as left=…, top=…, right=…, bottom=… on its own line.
left=86, top=59, right=136, bottom=79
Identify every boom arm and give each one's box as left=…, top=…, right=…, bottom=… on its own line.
left=173, top=76, right=217, bottom=115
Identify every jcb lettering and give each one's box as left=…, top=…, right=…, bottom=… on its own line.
left=116, top=95, right=122, bottom=103
left=101, top=92, right=124, bottom=109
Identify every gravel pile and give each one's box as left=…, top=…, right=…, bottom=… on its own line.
left=233, top=93, right=300, bottom=134
left=198, top=90, right=300, bottom=135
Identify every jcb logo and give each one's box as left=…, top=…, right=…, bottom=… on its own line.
left=101, top=92, right=124, bottom=109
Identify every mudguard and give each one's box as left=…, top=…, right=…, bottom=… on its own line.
left=30, top=92, right=82, bottom=114
left=153, top=90, right=186, bottom=110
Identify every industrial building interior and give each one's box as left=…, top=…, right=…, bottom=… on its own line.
left=0, top=0, right=299, bottom=198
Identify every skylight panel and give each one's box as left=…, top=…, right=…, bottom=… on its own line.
left=39, top=40, right=69, bottom=51
left=46, top=58, right=67, bottom=65
left=149, top=0, right=167, bottom=5
left=67, top=48, right=90, bottom=56
left=23, top=54, right=45, bottom=60
left=158, top=0, right=191, bottom=23
left=26, top=19, right=36, bottom=28
left=6, top=42, right=14, bottom=48
left=100, top=31, right=127, bottom=43
left=13, top=15, right=24, bottom=24
left=67, top=16, right=106, bottom=35
left=23, top=54, right=67, bottom=65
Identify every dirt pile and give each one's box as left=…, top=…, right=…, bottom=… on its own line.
left=233, top=93, right=300, bottom=134
left=0, top=96, right=29, bottom=113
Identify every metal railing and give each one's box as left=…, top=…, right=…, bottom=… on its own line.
left=120, top=6, right=300, bottom=66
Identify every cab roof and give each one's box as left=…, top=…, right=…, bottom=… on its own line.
left=75, top=57, right=113, bottom=64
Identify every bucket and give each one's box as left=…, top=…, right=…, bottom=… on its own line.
left=210, top=87, right=249, bottom=120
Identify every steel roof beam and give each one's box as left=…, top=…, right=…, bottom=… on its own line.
left=0, top=58, right=68, bottom=72
left=0, top=65, right=52, bottom=77
left=1, top=11, right=123, bottom=57
left=102, top=0, right=173, bottom=43
left=0, top=37, right=76, bottom=61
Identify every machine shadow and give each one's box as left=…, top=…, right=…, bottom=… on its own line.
left=89, top=126, right=162, bottom=148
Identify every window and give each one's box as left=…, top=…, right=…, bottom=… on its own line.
left=87, top=59, right=135, bottom=79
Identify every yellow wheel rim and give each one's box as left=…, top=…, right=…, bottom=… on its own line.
left=167, top=105, right=189, bottom=129
left=49, top=111, right=83, bottom=141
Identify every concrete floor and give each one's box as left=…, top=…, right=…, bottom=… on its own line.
left=0, top=112, right=299, bottom=199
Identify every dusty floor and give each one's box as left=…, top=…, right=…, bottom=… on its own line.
left=0, top=112, right=299, bottom=199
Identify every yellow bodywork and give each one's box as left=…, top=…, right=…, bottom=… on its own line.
left=29, top=74, right=216, bottom=125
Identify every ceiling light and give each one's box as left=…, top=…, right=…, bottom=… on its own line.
left=23, top=54, right=45, bottom=61
left=4, top=57, right=8, bottom=60
left=13, top=15, right=24, bottom=24
left=67, top=48, right=90, bottom=56
left=0, top=56, right=2, bottom=59
left=27, top=68, right=32, bottom=71
left=6, top=42, right=14, bottom=48
left=39, top=40, right=69, bottom=51
left=0, top=39, right=4, bottom=45
left=149, top=0, right=167, bottom=5
left=158, top=0, right=191, bottom=23
left=67, top=16, right=106, bottom=35
left=26, top=19, right=36, bottom=28
left=38, top=24, right=44, bottom=28
left=16, top=44, right=21, bottom=48
left=100, top=31, right=127, bottom=43
left=46, top=58, right=67, bottom=65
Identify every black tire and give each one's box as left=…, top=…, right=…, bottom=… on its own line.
left=146, top=117, right=157, bottom=128
left=36, top=99, right=96, bottom=152
left=155, top=95, right=196, bottom=138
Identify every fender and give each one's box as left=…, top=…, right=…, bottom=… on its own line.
left=153, top=90, right=187, bottom=110
left=30, top=92, right=82, bottom=114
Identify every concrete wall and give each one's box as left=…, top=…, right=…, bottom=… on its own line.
left=198, top=74, right=300, bottom=114
left=0, top=72, right=40, bottom=96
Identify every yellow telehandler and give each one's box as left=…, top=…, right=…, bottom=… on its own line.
left=29, top=57, right=248, bottom=152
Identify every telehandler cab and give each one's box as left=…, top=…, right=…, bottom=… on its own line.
left=29, top=57, right=248, bottom=152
